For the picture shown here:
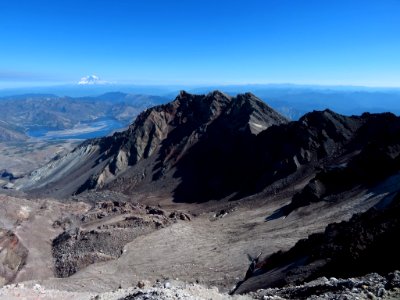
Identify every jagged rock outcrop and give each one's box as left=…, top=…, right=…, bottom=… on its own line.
left=87, top=90, right=288, bottom=191
left=240, top=111, right=400, bottom=197
left=264, top=112, right=400, bottom=219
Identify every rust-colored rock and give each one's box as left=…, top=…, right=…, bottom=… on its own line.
left=0, top=229, right=28, bottom=286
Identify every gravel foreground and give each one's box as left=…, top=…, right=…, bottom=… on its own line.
left=0, top=281, right=251, bottom=300
left=249, top=271, right=400, bottom=300
left=1, top=272, right=400, bottom=300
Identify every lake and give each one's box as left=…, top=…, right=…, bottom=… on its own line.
left=27, top=117, right=126, bottom=140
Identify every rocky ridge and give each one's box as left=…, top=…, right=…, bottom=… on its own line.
left=80, top=90, right=288, bottom=195
left=17, top=91, right=288, bottom=199
left=18, top=92, right=400, bottom=204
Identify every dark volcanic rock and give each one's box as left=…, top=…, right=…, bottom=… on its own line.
left=247, top=109, right=365, bottom=195
left=235, top=191, right=400, bottom=293
left=90, top=91, right=288, bottom=200
left=167, top=92, right=289, bottom=202
left=252, top=272, right=400, bottom=300
left=0, top=170, right=18, bottom=181
left=251, top=111, right=400, bottom=196
left=266, top=112, right=400, bottom=219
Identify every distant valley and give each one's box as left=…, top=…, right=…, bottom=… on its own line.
left=3, top=84, right=400, bottom=121
left=0, top=92, right=167, bottom=141
left=0, top=92, right=167, bottom=175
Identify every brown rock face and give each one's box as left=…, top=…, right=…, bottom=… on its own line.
left=0, top=229, right=28, bottom=286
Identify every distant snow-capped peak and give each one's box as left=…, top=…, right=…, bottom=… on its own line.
left=78, top=75, right=108, bottom=85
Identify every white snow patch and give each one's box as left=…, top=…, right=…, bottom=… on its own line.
left=78, top=75, right=108, bottom=85
left=250, top=122, right=267, bottom=129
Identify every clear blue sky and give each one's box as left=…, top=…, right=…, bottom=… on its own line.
left=1, top=0, right=399, bottom=88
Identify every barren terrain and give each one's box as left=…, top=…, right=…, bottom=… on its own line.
left=1, top=92, right=400, bottom=299
left=0, top=175, right=390, bottom=297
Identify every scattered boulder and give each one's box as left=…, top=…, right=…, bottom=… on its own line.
left=0, top=229, right=28, bottom=286
left=146, top=206, right=165, bottom=216
left=169, top=211, right=191, bottom=221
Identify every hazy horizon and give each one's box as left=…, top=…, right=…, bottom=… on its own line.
left=1, top=82, right=400, bottom=99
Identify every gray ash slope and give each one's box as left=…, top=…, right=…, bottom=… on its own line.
left=0, top=120, right=27, bottom=142
left=235, top=189, right=400, bottom=294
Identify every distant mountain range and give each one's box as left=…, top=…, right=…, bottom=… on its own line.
left=0, top=92, right=167, bottom=141
left=1, top=84, right=399, bottom=121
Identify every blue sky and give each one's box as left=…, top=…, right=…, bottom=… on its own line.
left=1, top=0, right=400, bottom=88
